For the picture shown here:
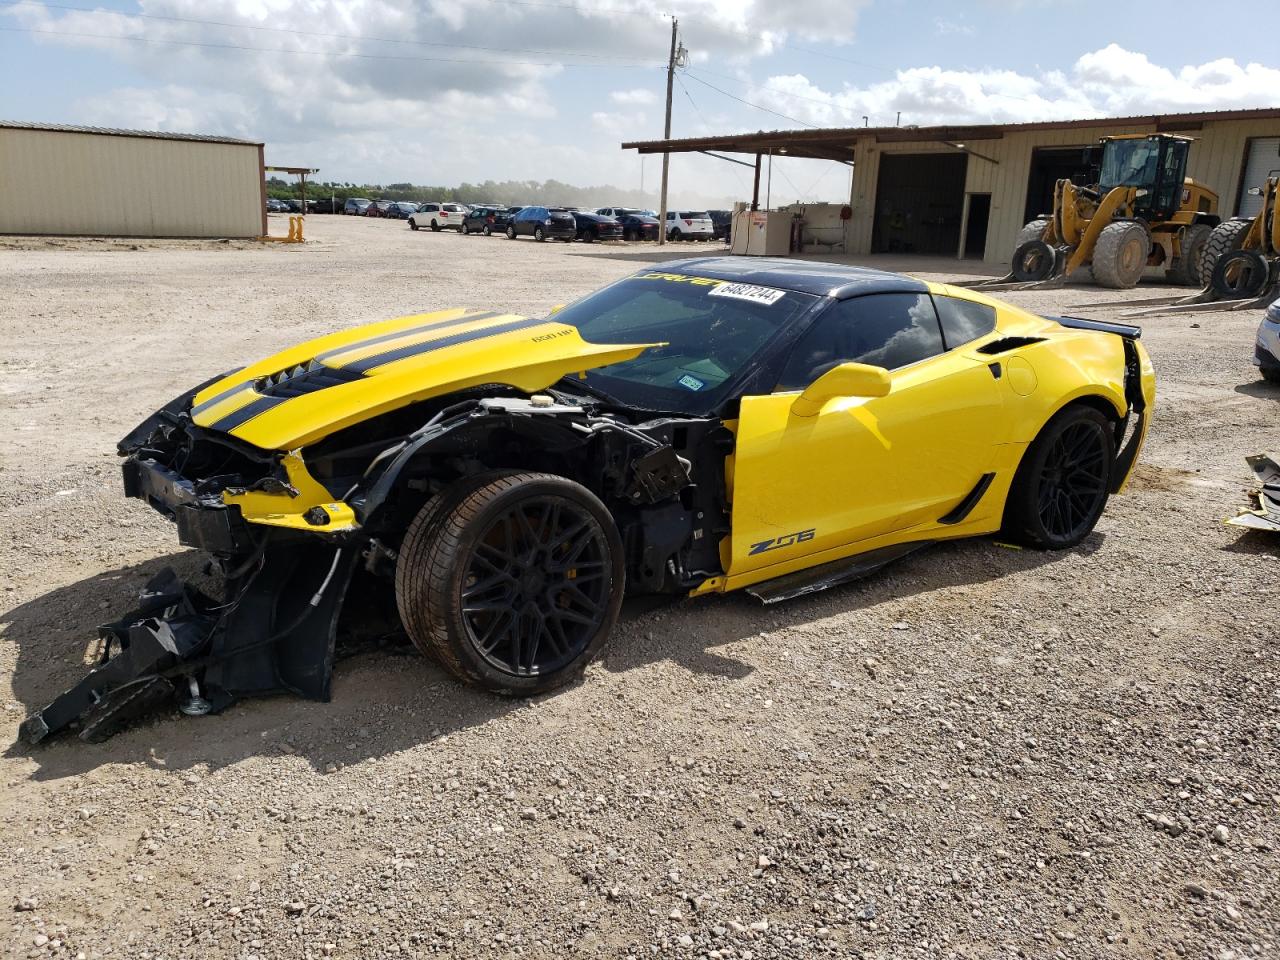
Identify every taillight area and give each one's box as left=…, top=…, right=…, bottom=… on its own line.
left=683, top=218, right=692, bottom=225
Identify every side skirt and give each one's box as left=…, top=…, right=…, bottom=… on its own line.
left=745, top=541, right=932, bottom=605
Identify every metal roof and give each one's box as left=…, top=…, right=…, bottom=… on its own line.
left=621, top=106, right=1280, bottom=161
left=647, top=256, right=926, bottom=299
left=0, top=120, right=262, bottom=147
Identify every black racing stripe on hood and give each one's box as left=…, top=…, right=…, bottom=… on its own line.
left=209, top=395, right=288, bottom=433
left=343, top=316, right=555, bottom=374
left=191, top=378, right=252, bottom=417
left=315, top=310, right=503, bottom=366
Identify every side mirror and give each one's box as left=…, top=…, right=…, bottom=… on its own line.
left=549, top=303, right=566, bottom=315
left=790, top=362, right=891, bottom=417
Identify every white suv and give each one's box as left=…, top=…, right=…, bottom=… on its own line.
left=410, top=202, right=467, bottom=232
left=666, top=210, right=715, bottom=241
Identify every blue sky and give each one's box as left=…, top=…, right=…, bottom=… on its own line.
left=3, top=0, right=1278, bottom=205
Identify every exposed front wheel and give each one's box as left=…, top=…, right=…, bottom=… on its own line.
left=396, top=473, right=625, bottom=695
left=1002, top=406, right=1115, bottom=549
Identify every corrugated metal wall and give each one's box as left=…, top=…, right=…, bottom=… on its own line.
left=0, top=128, right=264, bottom=238
left=846, top=116, right=1280, bottom=263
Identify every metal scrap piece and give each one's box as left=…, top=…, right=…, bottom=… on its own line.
left=1225, top=454, right=1280, bottom=532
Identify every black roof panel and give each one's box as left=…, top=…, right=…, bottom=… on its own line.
left=638, top=257, right=927, bottom=299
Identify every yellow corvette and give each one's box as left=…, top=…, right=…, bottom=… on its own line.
left=23, top=258, right=1154, bottom=743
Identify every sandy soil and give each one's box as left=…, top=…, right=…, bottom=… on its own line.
left=1, top=214, right=1276, bottom=959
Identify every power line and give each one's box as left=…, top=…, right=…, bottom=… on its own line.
left=0, top=0, right=668, bottom=63
left=0, top=24, right=663, bottom=68
left=682, top=71, right=819, bottom=129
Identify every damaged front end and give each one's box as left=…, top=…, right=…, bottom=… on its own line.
left=23, top=371, right=726, bottom=744
left=1226, top=454, right=1280, bottom=533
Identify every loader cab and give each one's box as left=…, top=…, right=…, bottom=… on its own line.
left=1097, top=134, right=1191, bottom=221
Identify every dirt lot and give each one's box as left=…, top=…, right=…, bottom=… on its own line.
left=1, top=214, right=1277, bottom=959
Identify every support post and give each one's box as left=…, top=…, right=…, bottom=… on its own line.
left=751, top=152, right=762, bottom=211
left=657, top=17, right=678, bottom=246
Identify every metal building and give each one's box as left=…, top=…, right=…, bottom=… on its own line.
left=623, top=107, right=1280, bottom=264
left=0, top=121, right=266, bottom=239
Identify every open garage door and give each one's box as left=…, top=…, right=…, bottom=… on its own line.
left=1023, top=145, right=1100, bottom=223
left=871, top=153, right=966, bottom=255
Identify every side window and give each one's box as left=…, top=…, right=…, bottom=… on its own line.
left=777, top=293, right=944, bottom=391
left=933, top=296, right=996, bottom=349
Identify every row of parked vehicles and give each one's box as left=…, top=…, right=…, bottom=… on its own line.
left=330, top=197, right=732, bottom=242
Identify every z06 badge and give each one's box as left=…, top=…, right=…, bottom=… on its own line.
left=748, top=528, right=816, bottom=556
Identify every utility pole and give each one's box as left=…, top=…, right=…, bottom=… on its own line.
left=658, top=17, right=680, bottom=245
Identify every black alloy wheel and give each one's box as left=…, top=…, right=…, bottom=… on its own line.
left=396, top=472, right=624, bottom=695
left=1003, top=405, right=1114, bottom=549
left=460, top=496, right=611, bottom=677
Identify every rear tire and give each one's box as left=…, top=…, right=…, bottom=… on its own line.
left=409, top=220, right=419, bottom=231
left=460, top=222, right=470, bottom=235
left=1262, top=366, right=1280, bottom=385
left=1167, top=223, right=1212, bottom=286
left=507, top=226, right=516, bottom=240
left=534, top=227, right=545, bottom=242
left=431, top=220, right=441, bottom=232
left=396, top=473, right=625, bottom=696
left=482, top=224, right=492, bottom=236
left=1198, top=217, right=1253, bottom=286
left=1002, top=405, right=1115, bottom=549
left=1092, top=221, right=1150, bottom=289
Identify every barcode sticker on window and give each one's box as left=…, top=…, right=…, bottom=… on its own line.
left=708, top=283, right=787, bottom=306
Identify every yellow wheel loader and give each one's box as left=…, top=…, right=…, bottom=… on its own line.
left=993, top=134, right=1221, bottom=290
left=1115, top=176, right=1280, bottom=318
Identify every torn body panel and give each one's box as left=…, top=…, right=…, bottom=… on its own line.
left=1226, top=454, right=1280, bottom=532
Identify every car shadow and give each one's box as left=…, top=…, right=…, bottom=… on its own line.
left=3, top=534, right=1084, bottom=780
left=1233, top=379, right=1280, bottom=401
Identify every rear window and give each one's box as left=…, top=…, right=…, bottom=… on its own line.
left=934, top=296, right=997, bottom=348
left=443, top=204, right=463, bottom=212
left=681, top=211, right=710, bottom=219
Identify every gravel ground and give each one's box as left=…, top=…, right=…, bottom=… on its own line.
left=1, top=215, right=1277, bottom=960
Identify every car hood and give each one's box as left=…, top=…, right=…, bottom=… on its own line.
left=186, top=308, right=657, bottom=451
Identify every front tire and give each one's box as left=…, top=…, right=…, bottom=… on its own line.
left=534, top=227, right=545, bottom=242
left=430, top=220, right=441, bottom=232
left=507, top=226, right=516, bottom=239
left=1002, top=405, right=1115, bottom=549
left=409, top=220, right=419, bottom=231
left=482, top=224, right=492, bottom=236
left=396, top=473, right=625, bottom=696
left=460, top=222, right=470, bottom=235
left=1091, top=221, right=1150, bottom=289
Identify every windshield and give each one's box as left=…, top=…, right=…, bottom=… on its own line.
left=552, top=271, right=818, bottom=415
left=1099, top=139, right=1161, bottom=191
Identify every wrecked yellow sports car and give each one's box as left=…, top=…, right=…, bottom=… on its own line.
left=23, top=258, right=1155, bottom=743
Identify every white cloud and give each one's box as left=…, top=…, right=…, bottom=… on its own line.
left=611, top=88, right=657, bottom=106
left=746, top=45, right=1280, bottom=128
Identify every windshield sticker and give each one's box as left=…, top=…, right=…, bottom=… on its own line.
left=636, top=271, right=723, bottom=286
left=707, top=282, right=787, bottom=306
left=677, top=374, right=705, bottom=391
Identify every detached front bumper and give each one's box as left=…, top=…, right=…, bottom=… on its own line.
left=122, top=458, right=256, bottom=555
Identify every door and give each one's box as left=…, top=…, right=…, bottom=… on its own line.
left=871, top=153, right=967, bottom=254
left=727, top=292, right=1006, bottom=577
left=962, top=193, right=991, bottom=259
left=1237, top=138, right=1280, bottom=218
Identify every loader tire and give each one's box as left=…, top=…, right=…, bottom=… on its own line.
left=1091, top=221, right=1150, bottom=289
left=1167, top=223, right=1213, bottom=287
left=396, top=472, right=624, bottom=696
left=1012, top=240, right=1058, bottom=282
left=1015, top=218, right=1051, bottom=249
left=1212, top=249, right=1271, bottom=299
left=1198, top=217, right=1254, bottom=287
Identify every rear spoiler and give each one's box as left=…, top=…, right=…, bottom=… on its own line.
left=1047, top=315, right=1142, bottom=339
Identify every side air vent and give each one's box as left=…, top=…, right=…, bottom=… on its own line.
left=976, top=336, right=1046, bottom=355
left=255, top=360, right=365, bottom=398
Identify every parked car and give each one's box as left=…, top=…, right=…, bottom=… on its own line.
left=506, top=206, right=577, bottom=241
left=310, top=198, right=341, bottom=214
left=708, top=209, right=733, bottom=241
left=572, top=212, right=623, bottom=242
left=460, top=205, right=504, bottom=235
left=1255, top=299, right=1280, bottom=383
left=343, top=198, right=373, bottom=216
left=601, top=209, right=660, bottom=241
left=385, top=201, right=419, bottom=220
left=266, top=198, right=289, bottom=213
left=366, top=200, right=395, bottom=218
left=410, top=202, right=467, bottom=231
left=666, top=210, right=715, bottom=241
